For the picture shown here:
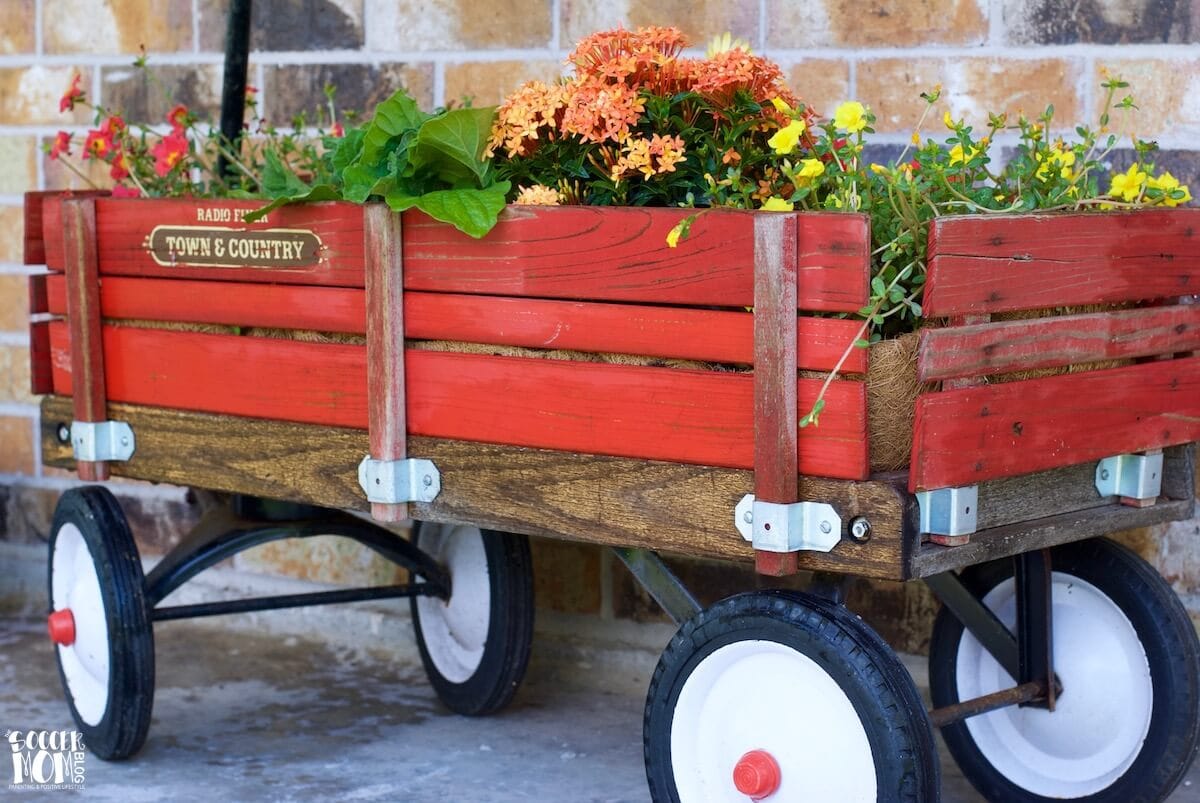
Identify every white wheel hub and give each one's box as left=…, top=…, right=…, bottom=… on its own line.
left=50, top=522, right=110, bottom=726
left=957, top=572, right=1153, bottom=797
left=670, top=640, right=877, bottom=802
left=415, top=524, right=490, bottom=683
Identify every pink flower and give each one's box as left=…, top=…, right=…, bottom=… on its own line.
left=49, top=131, right=72, bottom=160
left=167, top=104, right=189, bottom=133
left=109, top=149, right=130, bottom=180
left=83, top=129, right=112, bottom=160
left=110, top=185, right=140, bottom=198
left=151, top=130, right=188, bottom=177
left=59, top=73, right=84, bottom=113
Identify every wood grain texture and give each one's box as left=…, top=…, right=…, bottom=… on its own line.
left=44, top=198, right=367, bottom=286
left=364, top=204, right=408, bottom=522
left=402, top=205, right=869, bottom=312
left=29, top=320, right=53, bottom=395
left=910, top=497, right=1195, bottom=578
left=49, top=325, right=870, bottom=479
left=797, top=213, right=870, bottom=312
left=910, top=356, right=1200, bottom=491
left=43, top=276, right=866, bottom=374
left=62, top=198, right=107, bottom=481
left=918, top=305, right=1200, bottom=382
left=26, top=190, right=108, bottom=266
left=753, top=214, right=800, bottom=575
left=38, top=396, right=913, bottom=579
left=924, top=210, right=1200, bottom=315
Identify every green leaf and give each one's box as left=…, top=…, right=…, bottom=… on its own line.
left=261, top=149, right=310, bottom=199
left=244, top=184, right=340, bottom=222
left=341, top=91, right=429, bottom=202
left=870, top=276, right=886, bottom=297
left=329, top=126, right=366, bottom=175
left=405, top=181, right=510, bottom=238
left=799, top=399, right=826, bottom=429
left=410, top=106, right=497, bottom=183
left=853, top=338, right=870, bottom=349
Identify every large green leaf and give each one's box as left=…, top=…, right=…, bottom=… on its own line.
left=410, top=182, right=510, bottom=238
left=341, top=91, right=428, bottom=203
left=410, top=107, right=497, bottom=183
left=244, top=183, right=340, bottom=222
left=261, top=149, right=310, bottom=198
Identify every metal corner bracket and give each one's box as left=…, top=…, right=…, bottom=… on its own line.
left=70, top=420, right=136, bottom=462
left=1095, top=452, right=1162, bottom=501
left=916, top=485, right=978, bottom=537
left=734, top=494, right=841, bottom=553
left=357, top=457, right=441, bottom=505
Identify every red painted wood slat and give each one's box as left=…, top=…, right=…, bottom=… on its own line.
left=924, top=211, right=1200, bottom=315
left=909, top=356, right=1200, bottom=491
left=402, top=205, right=869, bottom=312
left=44, top=277, right=868, bottom=373
left=48, top=324, right=869, bottom=479
left=918, top=304, right=1200, bottom=382
left=27, top=190, right=107, bottom=266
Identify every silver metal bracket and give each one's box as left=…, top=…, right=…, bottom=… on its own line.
left=357, top=457, right=441, bottom=504
left=734, top=494, right=841, bottom=553
left=1096, top=452, right=1162, bottom=501
left=917, top=485, right=978, bottom=537
left=70, top=420, right=135, bottom=462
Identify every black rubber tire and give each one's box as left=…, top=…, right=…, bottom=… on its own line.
left=929, top=537, right=1200, bottom=802
left=644, top=589, right=940, bottom=802
left=410, top=521, right=534, bottom=716
left=47, top=487, right=155, bottom=761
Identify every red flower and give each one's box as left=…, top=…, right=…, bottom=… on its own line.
left=167, top=104, right=189, bottom=132
left=49, top=131, right=72, bottom=160
left=100, top=115, right=125, bottom=139
left=331, top=121, right=344, bottom=138
left=245, top=85, right=258, bottom=96
left=109, top=149, right=130, bottom=180
left=59, top=72, right=84, bottom=113
left=151, top=130, right=188, bottom=176
left=83, top=129, right=112, bottom=160
left=111, top=185, right=140, bottom=198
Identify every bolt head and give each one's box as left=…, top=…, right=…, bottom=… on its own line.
left=1100, top=469, right=1110, bottom=481
left=819, top=520, right=832, bottom=534
left=423, top=474, right=433, bottom=487
left=743, top=510, right=753, bottom=524
left=849, top=517, right=872, bottom=543
left=56, top=424, right=70, bottom=443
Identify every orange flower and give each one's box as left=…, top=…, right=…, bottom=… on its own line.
left=487, top=79, right=571, bottom=157
left=59, top=72, right=84, bottom=112
left=567, top=26, right=689, bottom=86
left=691, top=49, right=797, bottom=118
left=562, top=76, right=646, bottom=144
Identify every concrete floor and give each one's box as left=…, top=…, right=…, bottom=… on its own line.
left=2, top=615, right=1198, bottom=802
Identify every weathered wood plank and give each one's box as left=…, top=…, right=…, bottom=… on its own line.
left=364, top=204, right=407, bottom=522
left=26, top=190, right=108, bottom=266
left=38, top=396, right=912, bottom=579
left=402, top=206, right=869, bottom=312
left=754, top=214, right=800, bottom=575
left=49, top=324, right=870, bottom=478
left=62, top=198, right=108, bottom=481
left=910, top=356, right=1200, bottom=491
left=910, top=497, right=1195, bottom=578
left=29, top=321, right=53, bottom=395
left=924, top=210, right=1200, bottom=315
left=918, top=304, right=1200, bottom=382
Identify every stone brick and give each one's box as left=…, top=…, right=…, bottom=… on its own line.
left=0, top=138, right=38, bottom=197
left=0, top=414, right=35, bottom=474
left=857, top=57, right=1081, bottom=133
left=0, top=206, right=25, bottom=263
left=364, top=0, right=552, bottom=51
left=530, top=537, right=602, bottom=615
left=561, top=0, right=758, bottom=48
left=786, top=59, right=850, bottom=117
left=263, top=63, right=433, bottom=126
left=44, top=0, right=193, bottom=54
left=0, top=68, right=92, bottom=126
left=0, top=345, right=32, bottom=403
left=101, top=64, right=223, bottom=124
left=43, top=144, right=112, bottom=192
left=443, top=61, right=564, bottom=108
left=199, top=0, right=363, bottom=52
left=766, top=0, right=987, bottom=48
left=1001, top=0, right=1196, bottom=44
left=1093, top=60, right=1200, bottom=139
left=0, top=0, right=36, bottom=54
left=0, top=275, right=28, bottom=331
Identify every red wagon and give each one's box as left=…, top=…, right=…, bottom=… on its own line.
left=24, top=190, right=1200, bottom=801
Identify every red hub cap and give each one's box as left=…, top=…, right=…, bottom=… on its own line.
left=47, top=609, right=76, bottom=646
left=732, top=749, right=781, bottom=800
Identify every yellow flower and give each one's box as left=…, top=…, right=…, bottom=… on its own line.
left=870, top=163, right=888, bottom=175
left=943, top=110, right=958, bottom=129
left=833, top=101, right=868, bottom=133
left=948, top=143, right=978, bottom=165
left=666, top=223, right=683, bottom=248
left=798, top=158, right=825, bottom=179
left=1148, top=171, right=1192, bottom=206
left=761, top=196, right=794, bottom=211
left=514, top=184, right=564, bottom=205
left=767, top=119, right=806, bottom=154
left=770, top=96, right=793, bottom=115
left=707, top=31, right=753, bottom=58
left=1109, top=163, right=1147, bottom=201
left=911, top=131, right=921, bottom=145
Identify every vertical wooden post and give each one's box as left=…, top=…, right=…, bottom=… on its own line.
left=364, top=204, right=408, bottom=522
left=62, top=198, right=108, bottom=481
left=753, top=213, right=800, bottom=576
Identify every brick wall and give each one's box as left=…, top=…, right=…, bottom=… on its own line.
left=1, top=0, right=1197, bottom=646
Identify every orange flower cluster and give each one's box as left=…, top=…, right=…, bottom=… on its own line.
left=488, top=26, right=798, bottom=160
left=609, top=133, right=687, bottom=183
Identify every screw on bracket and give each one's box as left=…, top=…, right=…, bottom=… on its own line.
left=849, top=517, right=872, bottom=543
